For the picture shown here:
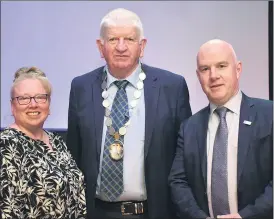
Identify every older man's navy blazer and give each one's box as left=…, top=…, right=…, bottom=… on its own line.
left=169, top=93, right=273, bottom=219
left=67, top=63, right=192, bottom=219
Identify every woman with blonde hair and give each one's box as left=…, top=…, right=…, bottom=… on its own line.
left=0, top=66, right=86, bottom=219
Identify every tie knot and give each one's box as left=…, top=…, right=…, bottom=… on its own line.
left=215, top=107, right=227, bottom=119
left=114, top=80, right=129, bottom=89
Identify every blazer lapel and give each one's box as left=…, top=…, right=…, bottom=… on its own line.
left=143, top=66, right=159, bottom=158
left=92, top=70, right=105, bottom=160
left=237, top=94, right=256, bottom=184
left=197, top=106, right=210, bottom=188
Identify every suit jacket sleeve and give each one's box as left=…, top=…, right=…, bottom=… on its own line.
left=239, top=126, right=273, bottom=218
left=169, top=122, right=209, bottom=219
left=176, top=76, right=192, bottom=127
left=239, top=181, right=273, bottom=218
left=66, top=78, right=82, bottom=168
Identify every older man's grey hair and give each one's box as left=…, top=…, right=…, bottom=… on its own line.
left=99, top=8, right=144, bottom=42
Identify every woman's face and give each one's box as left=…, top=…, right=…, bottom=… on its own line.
left=11, top=78, right=50, bottom=131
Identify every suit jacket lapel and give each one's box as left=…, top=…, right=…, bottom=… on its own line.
left=143, top=65, right=159, bottom=158
left=197, top=106, right=210, bottom=188
left=237, top=93, right=255, bottom=184
left=92, top=70, right=105, bottom=160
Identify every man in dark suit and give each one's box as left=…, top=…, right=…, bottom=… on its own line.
left=169, top=39, right=273, bottom=219
left=67, top=8, right=192, bottom=219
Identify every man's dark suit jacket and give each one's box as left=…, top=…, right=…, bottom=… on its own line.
left=169, top=93, right=273, bottom=219
left=66, top=63, right=192, bottom=219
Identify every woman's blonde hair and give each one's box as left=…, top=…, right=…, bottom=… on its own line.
left=10, top=66, right=52, bottom=98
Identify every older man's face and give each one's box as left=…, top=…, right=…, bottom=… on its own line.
left=97, top=26, right=146, bottom=76
left=196, top=43, right=242, bottom=105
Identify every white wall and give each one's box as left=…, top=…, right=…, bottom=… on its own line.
left=1, top=1, right=269, bottom=129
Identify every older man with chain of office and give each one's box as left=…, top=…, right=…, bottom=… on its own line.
left=67, top=8, right=192, bottom=219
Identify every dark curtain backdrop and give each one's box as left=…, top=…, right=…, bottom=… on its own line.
left=269, top=1, right=273, bottom=101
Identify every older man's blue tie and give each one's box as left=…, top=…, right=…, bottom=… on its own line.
left=211, top=107, right=230, bottom=217
left=100, top=80, right=129, bottom=201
